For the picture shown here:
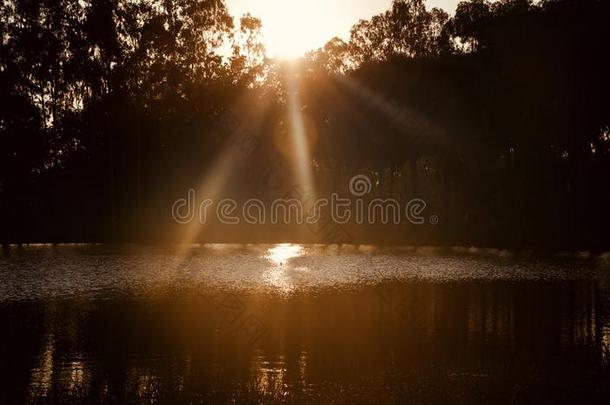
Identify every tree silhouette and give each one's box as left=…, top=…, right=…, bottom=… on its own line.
left=0, top=0, right=609, bottom=249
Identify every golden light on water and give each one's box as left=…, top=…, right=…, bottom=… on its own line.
left=266, top=244, right=304, bottom=265
left=264, top=244, right=305, bottom=292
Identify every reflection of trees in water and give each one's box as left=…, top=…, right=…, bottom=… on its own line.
left=0, top=278, right=608, bottom=402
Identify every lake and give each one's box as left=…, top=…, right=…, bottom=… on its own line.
left=1, top=244, right=609, bottom=403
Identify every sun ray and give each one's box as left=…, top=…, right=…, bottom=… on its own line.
left=336, top=74, right=449, bottom=147
left=172, top=94, right=271, bottom=257
left=285, top=67, right=316, bottom=198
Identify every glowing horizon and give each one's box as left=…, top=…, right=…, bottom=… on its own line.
left=227, top=0, right=463, bottom=59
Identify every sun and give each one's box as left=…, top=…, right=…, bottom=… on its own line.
left=229, top=0, right=338, bottom=59
left=261, top=0, right=327, bottom=59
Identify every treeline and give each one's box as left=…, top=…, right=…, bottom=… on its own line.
left=1, top=0, right=609, bottom=250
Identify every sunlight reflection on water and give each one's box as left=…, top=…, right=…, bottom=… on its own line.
left=1, top=244, right=609, bottom=403
left=266, top=244, right=304, bottom=265
left=263, top=244, right=305, bottom=293
left=0, top=243, right=608, bottom=301
left=251, top=351, right=288, bottom=398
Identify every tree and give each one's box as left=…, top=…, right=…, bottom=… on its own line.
left=349, top=0, right=449, bottom=64
left=229, top=14, right=267, bottom=85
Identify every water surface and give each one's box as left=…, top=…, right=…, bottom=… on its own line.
left=1, top=244, right=609, bottom=403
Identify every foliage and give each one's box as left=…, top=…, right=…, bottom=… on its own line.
left=1, top=0, right=609, bottom=249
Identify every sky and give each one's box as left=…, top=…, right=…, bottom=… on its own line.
left=226, top=0, right=462, bottom=58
